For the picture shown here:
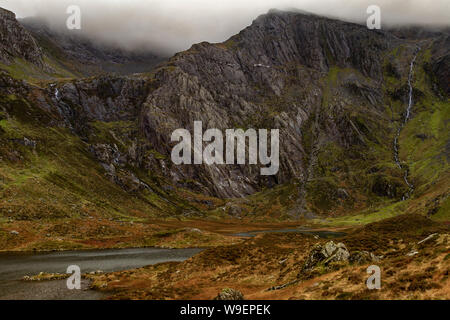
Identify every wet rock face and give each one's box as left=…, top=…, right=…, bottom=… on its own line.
left=0, top=8, right=45, bottom=68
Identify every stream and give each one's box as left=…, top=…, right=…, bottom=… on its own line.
left=393, top=47, right=420, bottom=200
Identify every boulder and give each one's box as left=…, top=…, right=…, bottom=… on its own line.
left=322, top=241, right=350, bottom=265
left=214, top=288, right=244, bottom=300
left=302, top=241, right=350, bottom=271
left=349, top=251, right=381, bottom=264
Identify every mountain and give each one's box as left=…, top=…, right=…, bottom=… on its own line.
left=0, top=7, right=165, bottom=80
left=137, top=10, right=449, bottom=217
left=20, top=17, right=165, bottom=76
left=0, top=7, right=448, bottom=251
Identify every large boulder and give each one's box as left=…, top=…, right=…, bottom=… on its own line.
left=302, top=241, right=350, bottom=271
left=214, top=288, right=244, bottom=300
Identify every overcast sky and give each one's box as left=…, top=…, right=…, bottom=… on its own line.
left=1, top=0, right=449, bottom=54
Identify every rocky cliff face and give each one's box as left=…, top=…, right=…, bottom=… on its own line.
left=0, top=8, right=448, bottom=219
left=135, top=11, right=448, bottom=215
left=135, top=10, right=399, bottom=200
left=429, top=34, right=449, bottom=96
left=0, top=8, right=45, bottom=68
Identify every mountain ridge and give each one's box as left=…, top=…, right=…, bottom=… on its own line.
left=0, top=7, right=448, bottom=251
left=20, top=16, right=166, bottom=76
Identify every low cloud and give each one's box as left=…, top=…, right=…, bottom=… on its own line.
left=1, top=0, right=449, bottom=55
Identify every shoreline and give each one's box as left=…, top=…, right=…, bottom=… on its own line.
left=0, top=224, right=350, bottom=254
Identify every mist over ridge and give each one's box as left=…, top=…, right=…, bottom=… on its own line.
left=0, top=0, right=449, bottom=55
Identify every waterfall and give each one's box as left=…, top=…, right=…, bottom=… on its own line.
left=404, top=52, right=418, bottom=124
left=393, top=47, right=420, bottom=200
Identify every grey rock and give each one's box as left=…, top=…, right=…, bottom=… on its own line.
left=302, top=241, right=350, bottom=271
left=89, top=144, right=121, bottom=165
left=406, top=250, right=419, bottom=257
left=214, top=288, right=244, bottom=300
left=11, top=137, right=37, bottom=149
left=0, top=8, right=47, bottom=69
left=227, top=204, right=242, bottom=218
left=186, top=228, right=202, bottom=233
left=349, top=251, right=381, bottom=264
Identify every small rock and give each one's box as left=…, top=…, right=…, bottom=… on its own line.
left=10, top=230, right=19, bottom=235
left=417, top=233, right=438, bottom=245
left=349, top=251, right=381, bottom=264
left=415, top=133, right=428, bottom=141
left=201, top=200, right=213, bottom=206
left=336, top=188, right=349, bottom=199
left=406, top=250, right=419, bottom=257
left=89, top=270, right=104, bottom=275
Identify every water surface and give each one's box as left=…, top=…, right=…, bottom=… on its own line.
left=0, top=247, right=202, bottom=300
left=231, top=228, right=346, bottom=238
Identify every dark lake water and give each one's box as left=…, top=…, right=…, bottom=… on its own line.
left=0, top=228, right=346, bottom=300
left=0, top=247, right=202, bottom=300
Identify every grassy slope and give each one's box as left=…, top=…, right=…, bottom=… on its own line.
left=0, top=92, right=230, bottom=250
left=312, top=42, right=449, bottom=226
left=399, top=46, right=450, bottom=221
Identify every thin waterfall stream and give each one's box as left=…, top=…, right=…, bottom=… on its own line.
left=393, top=47, right=420, bottom=200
